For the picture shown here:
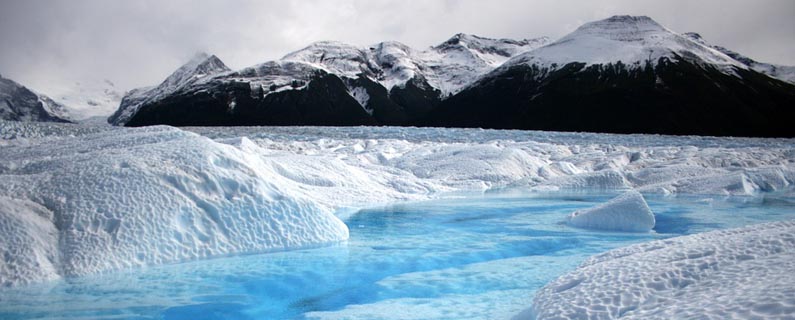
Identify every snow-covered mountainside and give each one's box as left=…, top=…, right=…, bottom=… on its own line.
left=111, top=34, right=549, bottom=127
left=2, top=122, right=795, bottom=286
left=44, top=79, right=124, bottom=121
left=683, top=32, right=795, bottom=84
left=430, top=15, right=795, bottom=137
left=501, top=15, right=744, bottom=71
left=527, top=220, right=795, bottom=319
left=0, top=74, right=71, bottom=123
left=108, top=52, right=231, bottom=126
left=273, top=34, right=547, bottom=98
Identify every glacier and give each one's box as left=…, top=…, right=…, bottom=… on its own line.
left=1, top=121, right=794, bottom=289
left=527, top=220, right=795, bottom=319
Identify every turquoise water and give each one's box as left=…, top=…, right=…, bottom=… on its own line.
left=2, top=191, right=794, bottom=319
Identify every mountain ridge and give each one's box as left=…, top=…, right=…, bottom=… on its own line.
left=108, top=15, right=795, bottom=137
left=0, top=74, right=72, bottom=123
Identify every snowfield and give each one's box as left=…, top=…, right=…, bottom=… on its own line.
left=526, top=220, right=795, bottom=319
left=1, top=122, right=794, bottom=306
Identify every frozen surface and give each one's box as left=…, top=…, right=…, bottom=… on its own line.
left=1, top=122, right=794, bottom=287
left=528, top=220, right=795, bottom=319
left=568, top=191, right=655, bottom=232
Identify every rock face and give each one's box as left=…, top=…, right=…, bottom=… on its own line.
left=0, top=75, right=71, bottom=123
left=567, top=191, right=655, bottom=232
left=110, top=16, right=795, bottom=137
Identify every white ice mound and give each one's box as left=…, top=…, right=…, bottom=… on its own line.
left=0, top=126, right=349, bottom=286
left=567, top=191, right=655, bottom=232
left=0, top=196, right=60, bottom=286
left=527, top=220, right=795, bottom=319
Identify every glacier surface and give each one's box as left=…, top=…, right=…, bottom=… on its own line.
left=1, top=122, right=794, bottom=287
left=527, top=220, right=795, bottom=319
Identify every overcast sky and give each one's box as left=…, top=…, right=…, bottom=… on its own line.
left=1, top=0, right=793, bottom=93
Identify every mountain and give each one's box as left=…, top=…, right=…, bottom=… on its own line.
left=426, top=16, right=795, bottom=137
left=683, top=32, right=795, bottom=84
left=0, top=74, right=71, bottom=123
left=108, top=52, right=231, bottom=126
left=112, top=35, right=550, bottom=127
left=111, top=16, right=795, bottom=137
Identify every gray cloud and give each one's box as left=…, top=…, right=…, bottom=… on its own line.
left=1, top=0, right=793, bottom=94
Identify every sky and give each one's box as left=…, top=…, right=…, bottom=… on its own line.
left=1, top=0, right=794, bottom=94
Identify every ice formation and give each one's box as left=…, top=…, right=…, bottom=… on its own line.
left=1, top=122, right=794, bottom=286
left=567, top=191, right=655, bottom=232
left=0, top=124, right=348, bottom=286
left=527, top=220, right=795, bottom=319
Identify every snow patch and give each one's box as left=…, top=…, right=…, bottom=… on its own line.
left=348, top=87, right=371, bottom=113
left=567, top=190, right=655, bottom=232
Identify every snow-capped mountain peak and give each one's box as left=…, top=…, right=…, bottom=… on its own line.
left=159, top=52, right=230, bottom=91
left=503, top=15, right=745, bottom=72
left=282, top=41, right=378, bottom=79
left=276, top=35, right=550, bottom=98
left=108, top=53, right=230, bottom=125
left=569, top=15, right=668, bottom=42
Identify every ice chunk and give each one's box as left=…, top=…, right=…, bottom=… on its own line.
left=567, top=191, right=655, bottom=232
left=0, top=196, right=60, bottom=286
left=526, top=220, right=795, bottom=319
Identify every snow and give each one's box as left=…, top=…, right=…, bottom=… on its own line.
left=1, top=123, right=794, bottom=286
left=567, top=191, right=655, bottom=232
left=281, top=35, right=550, bottom=98
left=43, top=79, right=124, bottom=121
left=348, top=86, right=371, bottom=112
left=684, top=32, right=795, bottom=85
left=526, top=220, right=795, bottom=319
left=502, top=16, right=746, bottom=75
